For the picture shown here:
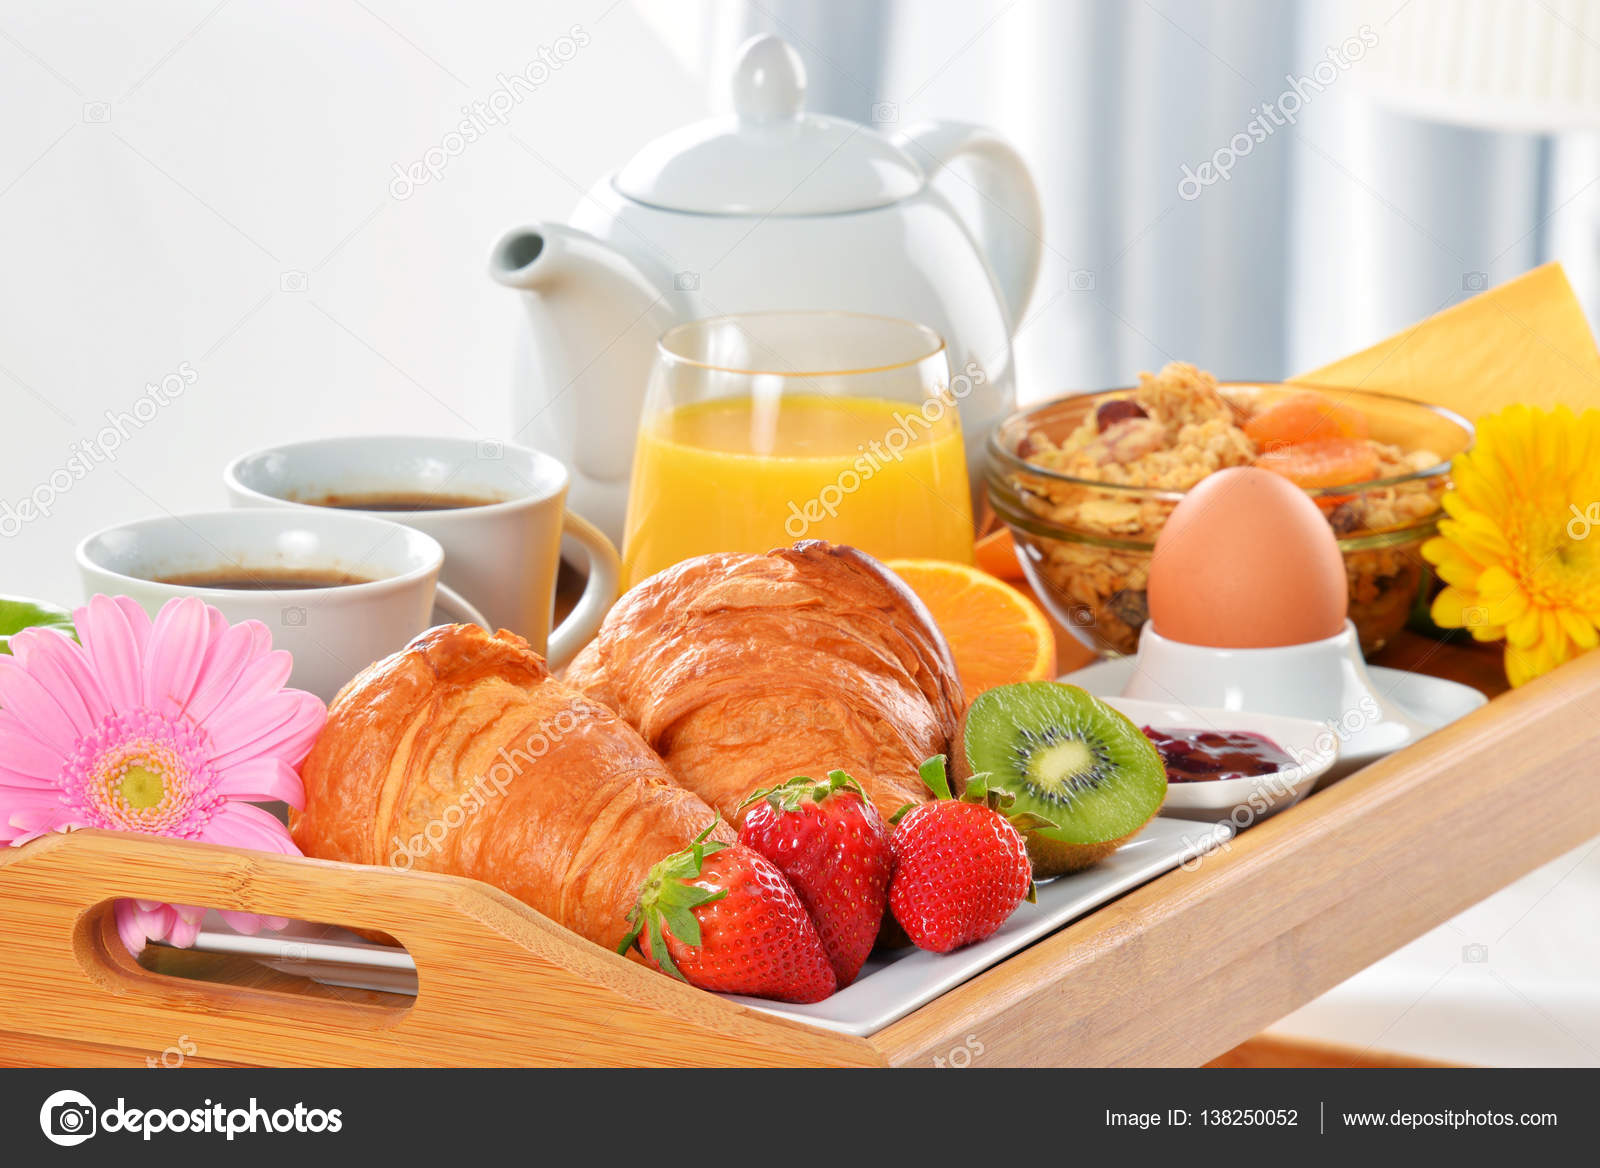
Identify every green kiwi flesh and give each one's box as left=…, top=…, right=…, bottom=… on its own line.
left=955, top=682, right=1167, bottom=876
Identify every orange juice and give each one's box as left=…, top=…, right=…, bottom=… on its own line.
left=622, top=393, right=974, bottom=586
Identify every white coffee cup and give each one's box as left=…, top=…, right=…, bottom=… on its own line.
left=222, top=435, right=619, bottom=667
left=76, top=508, right=489, bottom=702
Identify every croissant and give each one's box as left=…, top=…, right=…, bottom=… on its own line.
left=292, top=624, right=728, bottom=952
left=563, top=541, right=965, bottom=824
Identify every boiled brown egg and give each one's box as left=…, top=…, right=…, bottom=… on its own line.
left=1147, top=466, right=1347, bottom=648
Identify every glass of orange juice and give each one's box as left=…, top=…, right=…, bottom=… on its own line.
left=622, top=311, right=975, bottom=587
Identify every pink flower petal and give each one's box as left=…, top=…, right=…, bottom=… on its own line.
left=114, top=900, right=148, bottom=954
left=207, top=690, right=326, bottom=771
left=182, top=620, right=268, bottom=725
left=166, top=904, right=206, bottom=948
left=217, top=909, right=288, bottom=935
left=200, top=801, right=300, bottom=855
left=113, top=595, right=152, bottom=657
left=0, top=710, right=68, bottom=779
left=75, top=594, right=148, bottom=710
left=214, top=756, right=305, bottom=809
left=197, top=641, right=293, bottom=728
left=8, top=627, right=110, bottom=728
left=0, top=766, right=58, bottom=790
left=143, top=596, right=211, bottom=717
left=0, top=655, right=79, bottom=755
left=4, top=628, right=100, bottom=737
left=114, top=898, right=172, bottom=955
left=3, top=801, right=79, bottom=844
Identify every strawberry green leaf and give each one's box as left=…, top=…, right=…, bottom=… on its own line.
left=1007, top=811, right=1059, bottom=833
left=917, top=755, right=953, bottom=801
left=619, top=819, right=733, bottom=983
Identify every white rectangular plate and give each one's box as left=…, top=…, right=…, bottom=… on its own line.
left=178, top=817, right=1227, bottom=1038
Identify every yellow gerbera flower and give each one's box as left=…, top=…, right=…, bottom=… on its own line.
left=1422, top=404, right=1600, bottom=686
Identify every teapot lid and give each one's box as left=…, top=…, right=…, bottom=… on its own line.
left=613, top=35, right=924, bottom=216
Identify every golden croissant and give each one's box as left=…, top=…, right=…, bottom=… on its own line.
left=292, top=624, right=728, bottom=952
left=564, top=541, right=966, bottom=824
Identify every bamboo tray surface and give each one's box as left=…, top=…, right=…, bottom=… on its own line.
left=2, top=631, right=1596, bottom=1067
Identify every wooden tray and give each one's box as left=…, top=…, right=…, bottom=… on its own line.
left=2, top=635, right=1597, bottom=1067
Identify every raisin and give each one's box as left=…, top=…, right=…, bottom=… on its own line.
left=1327, top=502, right=1362, bottom=534
left=1095, top=399, right=1149, bottom=433
left=1108, top=588, right=1149, bottom=629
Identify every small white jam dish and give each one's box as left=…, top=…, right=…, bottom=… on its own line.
left=1102, top=696, right=1338, bottom=824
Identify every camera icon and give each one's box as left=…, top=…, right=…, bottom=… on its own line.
left=82, top=101, right=111, bottom=124
left=281, top=942, right=310, bottom=963
left=476, top=438, right=504, bottom=460
left=673, top=270, right=699, bottom=292
left=280, top=270, right=309, bottom=293
left=1067, top=604, right=1096, bottom=627
left=1069, top=268, right=1096, bottom=291
left=281, top=606, right=307, bottom=627
left=1462, top=271, right=1488, bottom=292
left=870, top=101, right=898, bottom=124
left=1462, top=942, right=1489, bottom=963
left=1462, top=605, right=1490, bottom=628
left=40, top=1090, right=97, bottom=1146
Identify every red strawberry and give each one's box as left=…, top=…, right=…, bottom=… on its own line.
left=620, top=823, right=836, bottom=1003
left=738, top=771, right=893, bottom=987
left=888, top=757, right=1044, bottom=954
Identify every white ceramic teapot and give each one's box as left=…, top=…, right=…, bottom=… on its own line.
left=490, top=34, right=1043, bottom=542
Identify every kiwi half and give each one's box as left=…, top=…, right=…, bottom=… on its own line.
left=954, top=682, right=1167, bottom=877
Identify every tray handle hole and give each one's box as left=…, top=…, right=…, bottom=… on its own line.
left=77, top=900, right=417, bottom=1024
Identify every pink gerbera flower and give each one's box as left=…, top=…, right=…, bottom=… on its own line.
left=0, top=594, right=326, bottom=954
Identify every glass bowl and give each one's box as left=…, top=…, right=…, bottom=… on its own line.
left=986, top=383, right=1474, bottom=658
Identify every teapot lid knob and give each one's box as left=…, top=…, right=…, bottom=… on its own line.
left=731, top=34, right=805, bottom=122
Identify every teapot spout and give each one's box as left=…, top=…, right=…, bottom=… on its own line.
left=490, top=222, right=670, bottom=300
left=489, top=222, right=681, bottom=542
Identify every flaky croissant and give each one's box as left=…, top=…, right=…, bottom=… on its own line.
left=563, top=542, right=966, bottom=824
left=292, top=624, right=728, bottom=952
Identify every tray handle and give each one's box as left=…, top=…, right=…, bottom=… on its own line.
left=0, top=830, right=877, bottom=1066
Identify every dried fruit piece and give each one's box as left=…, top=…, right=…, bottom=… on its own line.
left=1253, top=437, right=1380, bottom=490
left=1245, top=391, right=1370, bottom=447
left=1095, top=398, right=1149, bottom=433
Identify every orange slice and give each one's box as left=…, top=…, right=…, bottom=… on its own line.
left=1253, top=436, right=1380, bottom=489
left=973, top=526, right=1025, bottom=581
left=886, top=559, right=1056, bottom=698
left=1245, top=391, right=1369, bottom=447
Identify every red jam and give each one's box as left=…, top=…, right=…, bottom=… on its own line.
left=1140, top=726, right=1295, bottom=783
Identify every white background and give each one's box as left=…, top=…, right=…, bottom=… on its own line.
left=0, top=0, right=1594, bottom=1066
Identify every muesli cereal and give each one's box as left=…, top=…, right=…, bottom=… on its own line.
left=1007, top=363, right=1448, bottom=655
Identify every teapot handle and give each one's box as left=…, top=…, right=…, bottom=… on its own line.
left=895, top=121, right=1044, bottom=331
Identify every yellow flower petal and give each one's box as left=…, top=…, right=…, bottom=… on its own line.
left=1506, top=607, right=1542, bottom=649
left=1557, top=609, right=1599, bottom=650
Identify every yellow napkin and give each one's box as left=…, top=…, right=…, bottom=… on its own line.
left=1295, top=263, right=1600, bottom=418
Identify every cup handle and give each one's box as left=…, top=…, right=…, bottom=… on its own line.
left=547, top=510, right=621, bottom=670
left=432, top=581, right=492, bottom=632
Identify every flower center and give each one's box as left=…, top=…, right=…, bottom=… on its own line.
left=62, top=709, right=222, bottom=837
left=119, top=764, right=167, bottom=810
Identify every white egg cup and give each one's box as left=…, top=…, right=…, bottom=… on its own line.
left=1120, top=620, right=1434, bottom=781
